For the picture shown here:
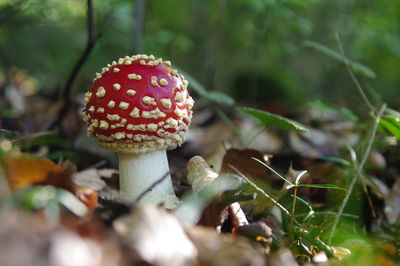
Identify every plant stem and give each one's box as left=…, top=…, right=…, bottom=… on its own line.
left=334, top=32, right=377, bottom=114
left=328, top=103, right=386, bottom=244
left=289, top=186, right=298, bottom=240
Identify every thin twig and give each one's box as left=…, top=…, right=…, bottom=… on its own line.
left=334, top=32, right=377, bottom=114
left=252, top=157, right=293, bottom=185
left=49, top=0, right=98, bottom=130
left=133, top=171, right=170, bottom=203
left=328, top=103, right=386, bottom=244
left=294, top=211, right=358, bottom=219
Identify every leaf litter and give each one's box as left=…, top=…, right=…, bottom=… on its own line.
left=0, top=80, right=399, bottom=265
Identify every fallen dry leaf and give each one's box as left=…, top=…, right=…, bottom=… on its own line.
left=3, top=155, right=72, bottom=191
left=220, top=148, right=271, bottom=182
left=73, top=168, right=108, bottom=191
left=0, top=211, right=51, bottom=266
left=1, top=155, right=101, bottom=210
left=49, top=229, right=122, bottom=266
left=187, top=226, right=265, bottom=266
left=187, top=155, right=218, bottom=192
left=113, top=205, right=197, bottom=266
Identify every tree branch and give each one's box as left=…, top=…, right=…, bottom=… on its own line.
left=49, top=0, right=97, bottom=130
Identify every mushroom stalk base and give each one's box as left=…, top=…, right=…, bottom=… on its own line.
left=118, top=150, right=181, bottom=209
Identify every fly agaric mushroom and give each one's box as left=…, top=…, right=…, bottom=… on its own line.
left=83, top=54, right=193, bottom=208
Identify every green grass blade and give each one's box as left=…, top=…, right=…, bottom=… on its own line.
left=296, top=184, right=346, bottom=190
left=252, top=157, right=293, bottom=186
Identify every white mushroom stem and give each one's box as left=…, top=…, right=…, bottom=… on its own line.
left=118, top=150, right=181, bottom=209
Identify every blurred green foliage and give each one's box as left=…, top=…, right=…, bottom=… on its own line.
left=240, top=106, right=309, bottom=132
left=0, top=0, right=399, bottom=109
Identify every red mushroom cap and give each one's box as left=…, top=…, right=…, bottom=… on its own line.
left=83, top=55, right=193, bottom=154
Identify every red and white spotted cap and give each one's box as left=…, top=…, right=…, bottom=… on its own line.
left=83, top=54, right=194, bottom=154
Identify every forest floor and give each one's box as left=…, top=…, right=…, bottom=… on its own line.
left=0, top=73, right=400, bottom=265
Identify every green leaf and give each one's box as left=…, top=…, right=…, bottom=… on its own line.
left=3, top=185, right=87, bottom=217
left=377, top=108, right=400, bottom=140
left=379, top=117, right=400, bottom=140
left=46, top=151, right=77, bottom=161
left=308, top=100, right=358, bottom=122
left=385, top=108, right=400, bottom=118
left=177, top=68, right=235, bottom=105
left=240, top=107, right=309, bottom=132
left=319, top=156, right=351, bottom=167
left=304, top=40, right=376, bottom=79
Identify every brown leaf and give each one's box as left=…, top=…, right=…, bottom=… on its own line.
left=4, top=156, right=73, bottom=191
left=3, top=155, right=101, bottom=210
left=187, top=226, right=265, bottom=266
left=221, top=148, right=271, bottom=183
